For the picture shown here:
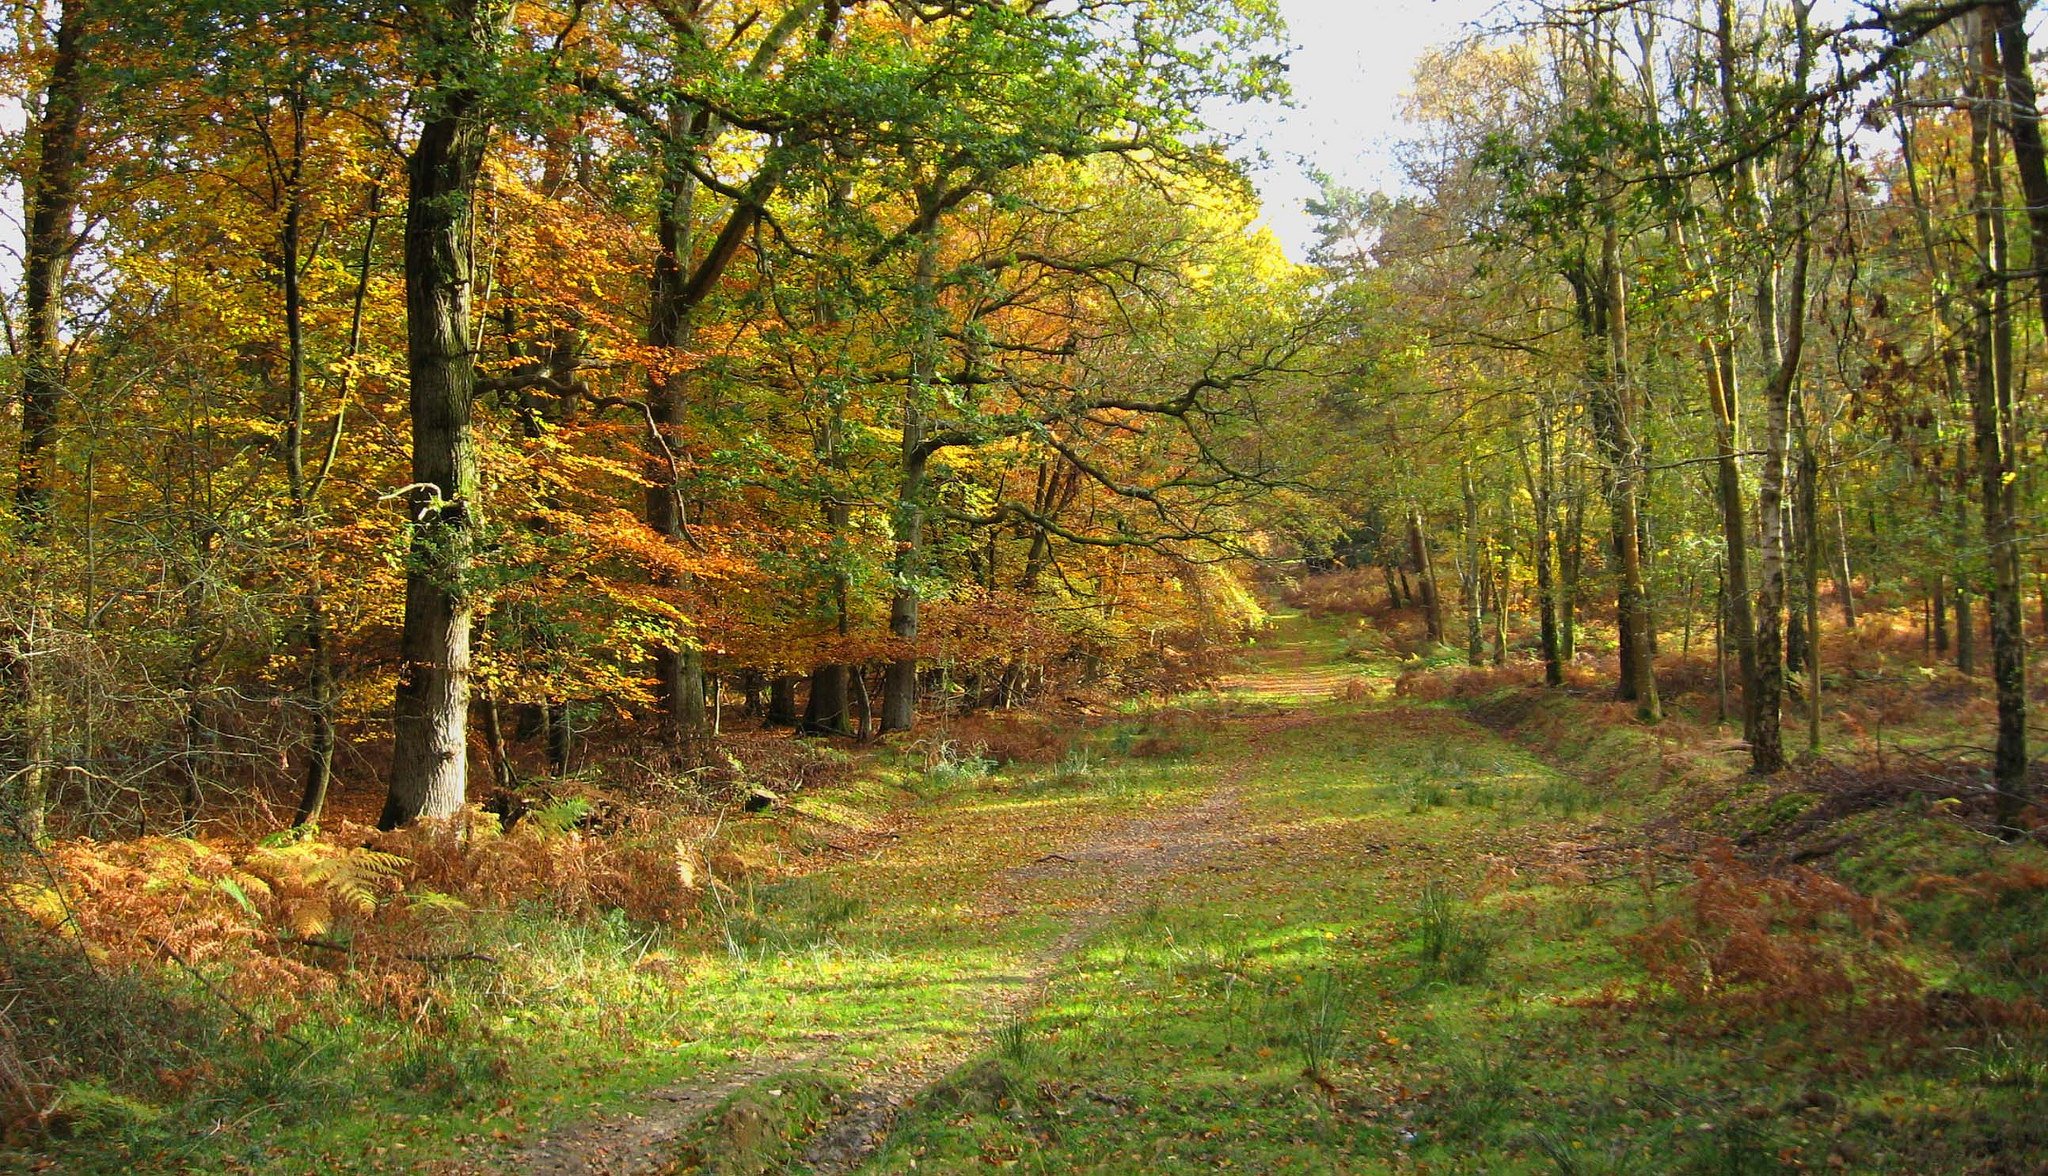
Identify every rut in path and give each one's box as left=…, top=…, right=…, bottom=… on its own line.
left=503, top=767, right=1256, bottom=1176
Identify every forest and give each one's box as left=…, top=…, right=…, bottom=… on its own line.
left=2, top=0, right=2046, bottom=1172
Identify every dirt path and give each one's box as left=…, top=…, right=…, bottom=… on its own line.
left=796, top=780, right=1250, bottom=1174
left=507, top=780, right=1255, bottom=1175
left=506, top=631, right=1320, bottom=1175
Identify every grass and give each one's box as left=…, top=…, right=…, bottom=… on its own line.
left=16, top=605, right=2048, bottom=1174
left=840, top=621, right=2048, bottom=1174
left=14, top=718, right=1207, bottom=1173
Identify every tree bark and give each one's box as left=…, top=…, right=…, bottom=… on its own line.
left=1523, top=412, right=1563, bottom=686
left=768, top=676, right=798, bottom=727
left=381, top=0, right=507, bottom=829
left=1582, top=225, right=1659, bottom=721
left=1749, top=233, right=1811, bottom=773
left=1703, top=327, right=1759, bottom=740
left=881, top=229, right=943, bottom=733
left=803, top=664, right=851, bottom=736
left=9, top=0, right=92, bottom=843
left=1407, top=507, right=1445, bottom=644
left=1461, top=467, right=1482, bottom=664
left=1972, top=10, right=2030, bottom=831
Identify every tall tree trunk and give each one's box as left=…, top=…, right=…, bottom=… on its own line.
left=768, top=676, right=798, bottom=727
left=881, top=230, right=942, bottom=733
left=1704, top=328, right=1759, bottom=741
left=16, top=0, right=88, bottom=538
left=1461, top=467, right=1482, bottom=664
left=1750, top=231, right=1811, bottom=772
left=1830, top=495, right=1857, bottom=629
left=1561, top=483, right=1582, bottom=662
left=1995, top=1, right=2048, bottom=338
left=269, top=82, right=347, bottom=831
left=1973, top=11, right=2030, bottom=832
left=1589, top=225, right=1659, bottom=721
left=296, top=186, right=380, bottom=827
left=1524, top=413, right=1563, bottom=686
left=479, top=695, right=516, bottom=794
left=1956, top=585, right=1976, bottom=674
left=10, top=0, right=92, bottom=843
left=545, top=701, right=571, bottom=777
left=381, top=1, right=506, bottom=830
left=1800, top=441, right=1822, bottom=753
left=1407, top=507, right=1445, bottom=644
left=851, top=668, right=872, bottom=742
left=645, top=115, right=712, bottom=760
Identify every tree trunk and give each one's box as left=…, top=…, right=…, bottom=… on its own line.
left=643, top=100, right=717, bottom=759
left=768, top=676, right=798, bottom=727
left=1560, top=483, right=1582, bottom=663
left=1490, top=543, right=1509, bottom=668
left=1461, top=468, right=1482, bottom=664
left=1747, top=170, right=1813, bottom=772
left=1972, top=11, right=2030, bottom=831
left=803, top=664, right=851, bottom=736
left=1830, top=496, right=1857, bottom=628
left=16, top=0, right=88, bottom=536
left=9, top=0, right=91, bottom=843
left=1703, top=329, right=1759, bottom=741
left=292, top=594, right=339, bottom=828
left=1956, top=587, right=1976, bottom=674
left=382, top=1, right=506, bottom=829
left=1585, top=225, right=1659, bottom=721
left=1525, top=414, right=1563, bottom=686
left=545, top=702, right=571, bottom=776
left=1801, top=443, right=1822, bottom=753
left=1933, top=573, right=1950, bottom=655
left=1716, top=560, right=1729, bottom=725
left=479, top=695, right=516, bottom=794
left=1995, top=1, right=2048, bottom=340
left=881, top=230, right=942, bottom=733
left=1406, top=508, right=1444, bottom=644
left=852, top=668, right=873, bottom=743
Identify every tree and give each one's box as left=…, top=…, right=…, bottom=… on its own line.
left=380, top=0, right=521, bottom=829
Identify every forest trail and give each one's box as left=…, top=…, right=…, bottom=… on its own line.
left=505, top=609, right=1371, bottom=1175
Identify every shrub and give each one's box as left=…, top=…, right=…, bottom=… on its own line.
left=1627, top=844, right=1914, bottom=1016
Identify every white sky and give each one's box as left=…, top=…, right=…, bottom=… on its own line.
left=1211, top=0, right=1509, bottom=259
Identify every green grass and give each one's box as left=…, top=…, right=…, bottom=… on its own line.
left=20, top=608, right=2048, bottom=1174
left=841, top=657, right=2048, bottom=1174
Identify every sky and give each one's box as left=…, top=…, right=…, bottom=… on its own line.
left=1210, top=0, right=1506, bottom=259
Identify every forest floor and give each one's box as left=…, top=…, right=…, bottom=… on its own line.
left=18, top=601, right=2048, bottom=1174
left=489, top=605, right=2048, bottom=1174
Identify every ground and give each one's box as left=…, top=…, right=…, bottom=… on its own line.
left=18, top=603, right=2048, bottom=1174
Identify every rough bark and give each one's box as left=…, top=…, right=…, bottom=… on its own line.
left=767, top=676, right=798, bottom=727
left=1584, top=226, right=1659, bottom=721
left=381, top=0, right=507, bottom=829
left=9, top=0, right=92, bottom=843
left=1703, top=328, right=1759, bottom=740
left=803, top=664, right=851, bottom=736
left=881, top=231, right=942, bottom=733
left=1973, top=11, right=2031, bottom=831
